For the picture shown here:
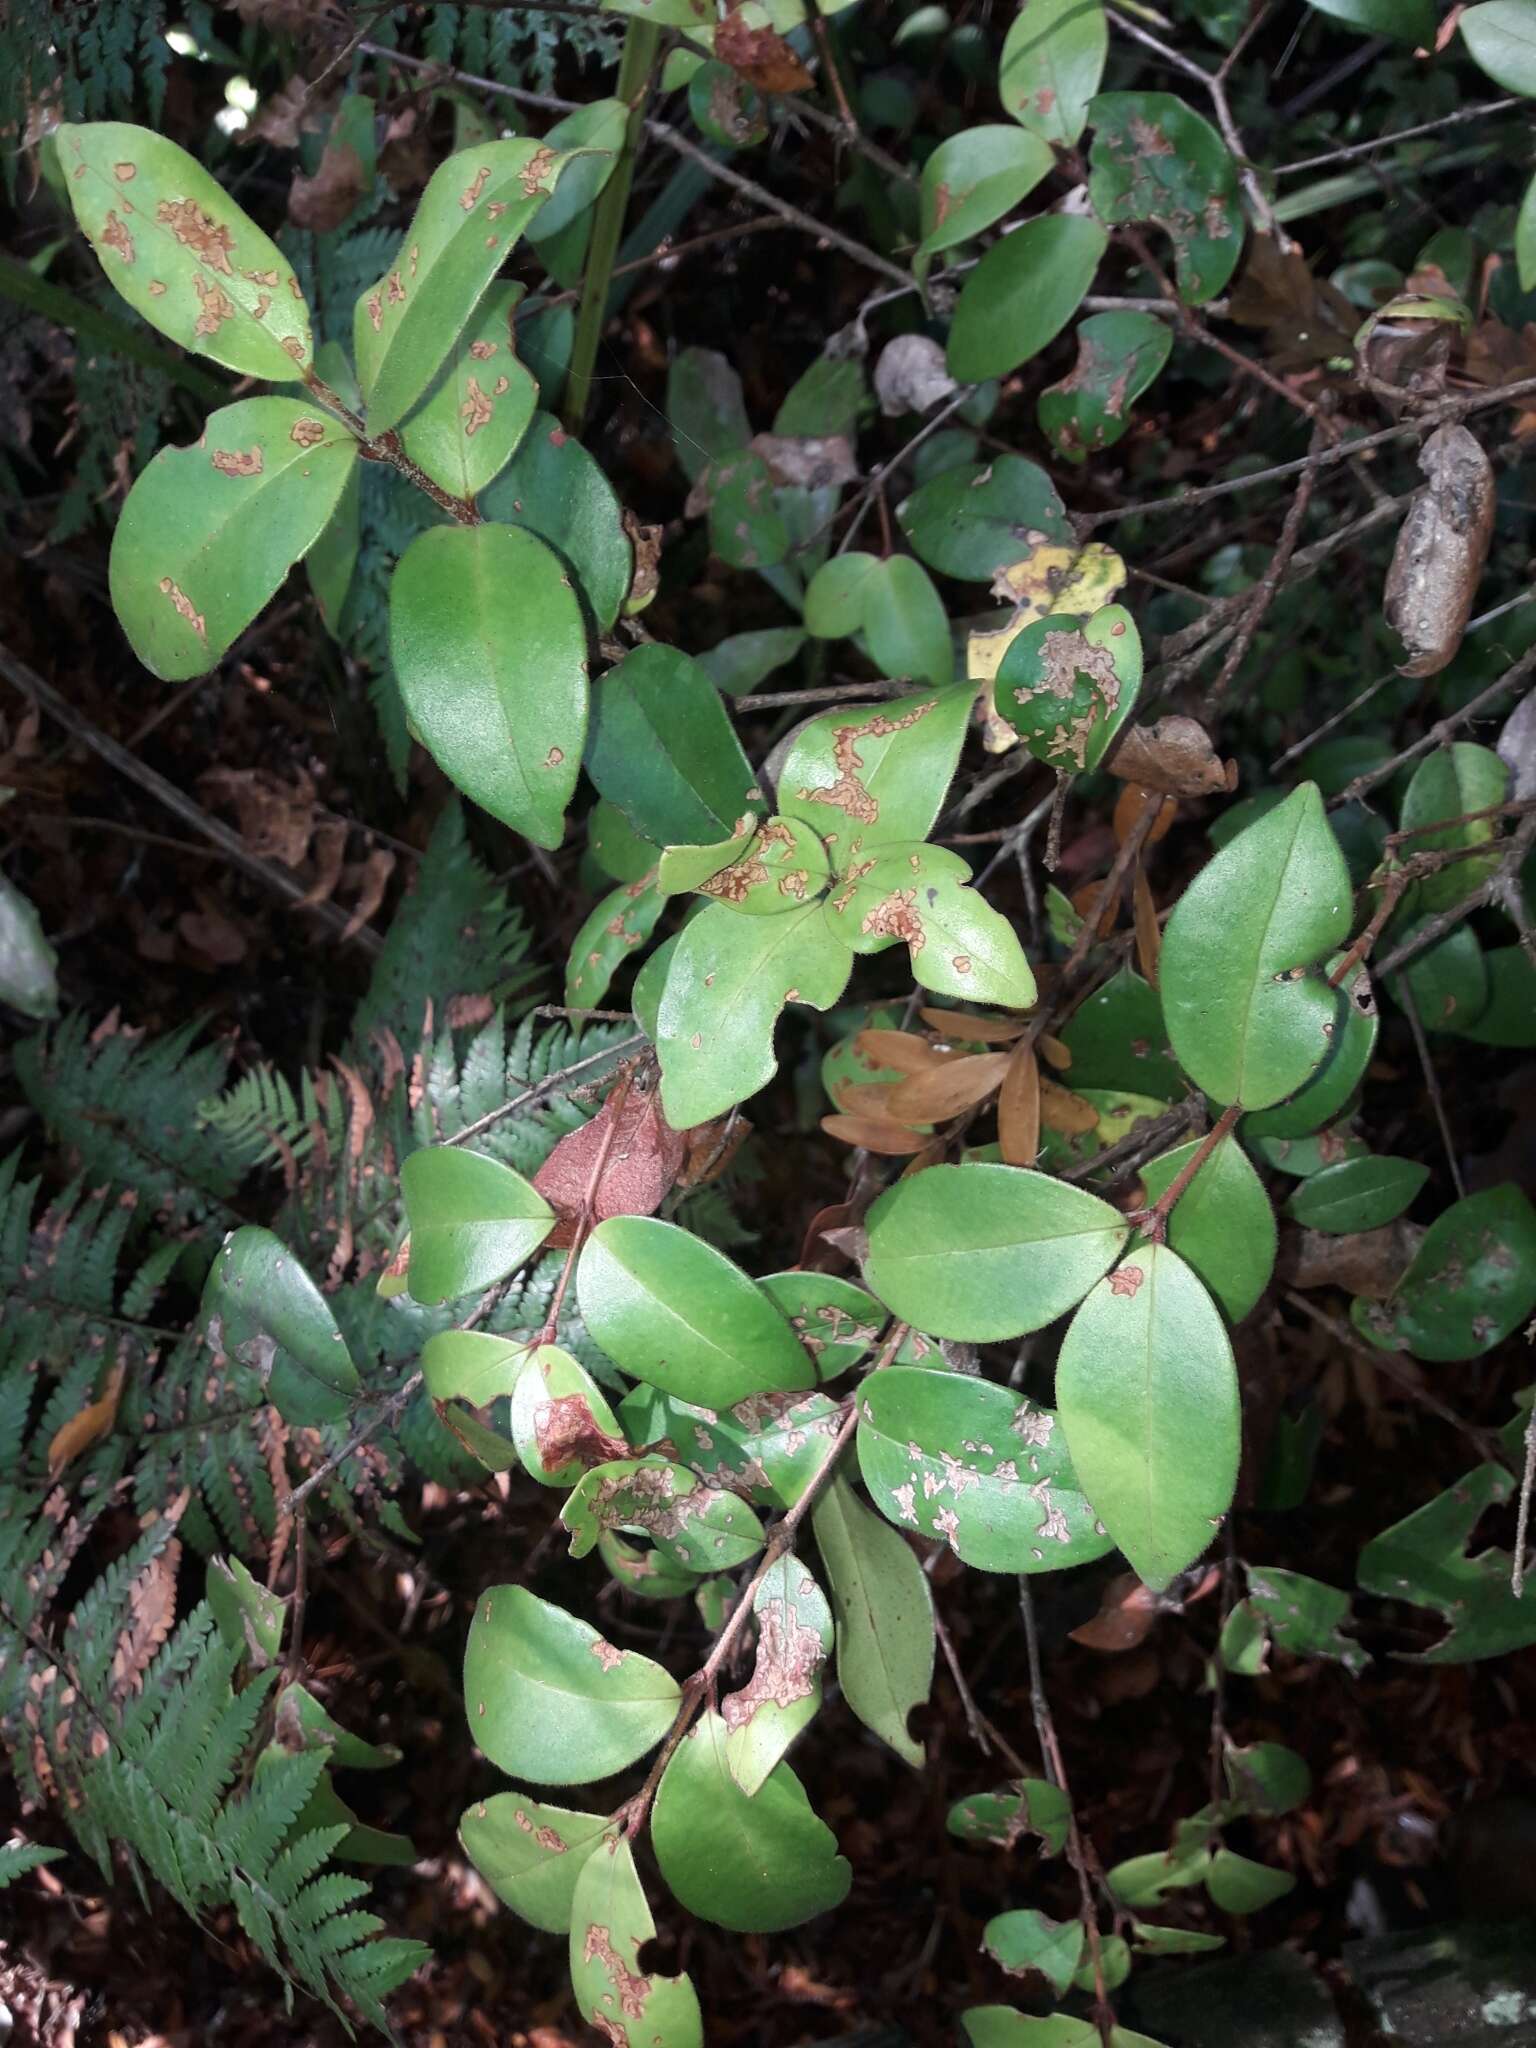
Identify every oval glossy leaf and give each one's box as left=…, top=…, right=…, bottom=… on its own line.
left=480, top=410, right=632, bottom=633
left=464, top=1586, right=680, bottom=1784
left=698, top=624, right=809, bottom=695
left=863, top=555, right=954, bottom=686
left=1398, top=742, right=1509, bottom=914
left=865, top=1162, right=1129, bottom=1342
left=1038, top=311, right=1172, bottom=464
left=1460, top=0, right=1536, bottom=88
left=657, top=821, right=756, bottom=900
left=397, top=282, right=536, bottom=502
left=1241, top=958, right=1376, bottom=1138
left=109, top=397, right=357, bottom=681
left=653, top=1712, right=851, bottom=1933
left=655, top=899, right=853, bottom=1128
left=858, top=1368, right=1113, bottom=1572
left=758, top=1272, right=886, bottom=1379
left=778, top=684, right=973, bottom=852
left=804, top=551, right=881, bottom=638
left=811, top=1475, right=934, bottom=1768
left=948, top=214, right=1108, bottom=382
left=578, top=1214, right=817, bottom=1405
left=997, top=605, right=1141, bottom=773
left=420, top=1328, right=529, bottom=1406
left=721, top=1555, right=833, bottom=1795
left=822, top=841, right=1036, bottom=1009
left=917, top=126, right=1055, bottom=267
left=355, top=138, right=574, bottom=432
left=1056, top=1245, right=1240, bottom=1591
left=1285, top=1154, right=1429, bottom=1235
left=999, top=0, right=1108, bottom=145
left=1308, top=0, right=1434, bottom=38
left=564, top=869, right=664, bottom=1009
left=699, top=448, right=792, bottom=569
left=1389, top=920, right=1488, bottom=1034
left=1139, top=1135, right=1276, bottom=1325
left=459, top=1794, right=608, bottom=1932
left=666, top=344, right=752, bottom=484
left=569, top=1832, right=703, bottom=2047
left=589, top=796, right=658, bottom=883
left=526, top=97, right=627, bottom=250
left=898, top=455, right=1071, bottom=583
left=202, top=1225, right=359, bottom=1427
left=1059, top=965, right=1181, bottom=1099
left=400, top=1145, right=554, bottom=1303
left=586, top=643, right=757, bottom=848
left=509, top=1343, right=628, bottom=1488
left=1205, top=1849, right=1295, bottom=1913
left=59, top=121, right=311, bottom=380
left=1357, top=1183, right=1536, bottom=1361
left=1160, top=783, right=1351, bottom=1110
left=1088, top=92, right=1244, bottom=304
left=390, top=521, right=587, bottom=848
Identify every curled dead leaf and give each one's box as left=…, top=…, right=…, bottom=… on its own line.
left=1069, top=1572, right=1160, bottom=1653
left=1105, top=718, right=1237, bottom=798
left=1384, top=423, right=1495, bottom=678
left=821, top=1114, right=932, bottom=1155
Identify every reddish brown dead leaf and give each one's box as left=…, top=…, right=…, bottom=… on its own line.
left=1037, top=1033, right=1072, bottom=1072
left=821, top=1114, right=931, bottom=1155
left=1040, top=1079, right=1099, bottom=1136
left=835, top=1080, right=912, bottom=1123
left=289, top=139, right=365, bottom=232
left=997, top=1042, right=1041, bottom=1168
left=1070, top=1572, right=1160, bottom=1653
left=340, top=847, right=395, bottom=941
left=111, top=1543, right=180, bottom=1697
left=201, top=766, right=318, bottom=866
left=48, top=1361, right=127, bottom=1477
left=677, top=1110, right=751, bottom=1190
left=887, top=1051, right=1011, bottom=1122
left=1113, top=783, right=1177, bottom=845
left=855, top=1027, right=945, bottom=1074
left=715, top=8, right=814, bottom=90
left=533, top=1074, right=686, bottom=1240
left=918, top=1007, right=1028, bottom=1046
left=1106, top=718, right=1238, bottom=799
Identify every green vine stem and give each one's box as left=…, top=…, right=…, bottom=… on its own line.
left=563, top=19, right=661, bottom=435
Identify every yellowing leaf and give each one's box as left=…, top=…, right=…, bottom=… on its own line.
left=968, top=542, right=1127, bottom=750
left=49, top=1362, right=126, bottom=1477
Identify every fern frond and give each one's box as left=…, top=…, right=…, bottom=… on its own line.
left=0, top=1839, right=64, bottom=1886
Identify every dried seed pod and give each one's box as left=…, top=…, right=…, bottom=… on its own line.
left=1384, top=424, right=1494, bottom=678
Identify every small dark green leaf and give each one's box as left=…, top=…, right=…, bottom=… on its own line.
left=1454, top=945, right=1536, bottom=1045
left=1088, top=92, right=1244, bottom=303
left=400, top=1146, right=554, bottom=1303
left=564, top=869, right=663, bottom=1009
left=1058, top=965, right=1181, bottom=1098
left=203, top=1226, right=359, bottom=1427
left=812, top=1475, right=934, bottom=1767
left=479, top=410, right=632, bottom=633
left=1224, top=1741, right=1311, bottom=1818
left=1398, top=743, right=1510, bottom=914
left=1389, top=921, right=1489, bottom=1034
left=898, top=456, right=1071, bottom=583
left=1205, top=1850, right=1295, bottom=1912
left=459, top=1795, right=607, bottom=1932
left=866, top=1162, right=1129, bottom=1341
left=1038, top=311, right=1172, bottom=463
left=698, top=626, right=808, bottom=695
left=1358, top=1452, right=1536, bottom=1662
left=1285, top=1154, right=1428, bottom=1234
left=804, top=552, right=881, bottom=638
left=948, top=1780, right=1071, bottom=1854
left=1355, top=1184, right=1536, bottom=1361
left=464, top=1586, right=680, bottom=1783
left=1310, top=0, right=1435, bottom=41
left=948, top=215, right=1108, bottom=381
left=862, top=556, right=954, bottom=686
left=390, top=522, right=587, bottom=848
left=1226, top=1565, right=1370, bottom=1673
left=1240, top=958, right=1376, bottom=1139
left=666, top=345, right=752, bottom=483
left=586, top=643, right=757, bottom=848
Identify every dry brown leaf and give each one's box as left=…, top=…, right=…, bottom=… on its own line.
left=918, top=1007, right=1027, bottom=1045
left=887, top=1051, right=1011, bottom=1122
left=1133, top=869, right=1161, bottom=988
left=855, top=1027, right=944, bottom=1074
left=1282, top=1219, right=1424, bottom=1298
left=1113, top=783, right=1177, bottom=845
left=749, top=432, right=859, bottom=491
left=1105, top=718, right=1237, bottom=798
left=111, top=1544, right=180, bottom=1697
left=297, top=819, right=347, bottom=908
left=340, top=847, right=395, bottom=941
left=678, top=1111, right=752, bottom=1190
left=1037, top=1034, right=1072, bottom=1072
left=178, top=905, right=248, bottom=966
left=835, top=1080, right=910, bottom=1123
left=245, top=74, right=319, bottom=150
left=201, top=766, right=318, bottom=866
left=289, top=140, right=365, bottom=233
left=821, top=1114, right=931, bottom=1155
left=1226, top=233, right=1356, bottom=370
left=533, top=1073, right=686, bottom=1242
left=1069, top=1572, right=1160, bottom=1652
left=48, top=1362, right=126, bottom=1477
left=1039, top=1079, right=1099, bottom=1136
left=715, top=7, right=814, bottom=90
left=997, top=1042, right=1041, bottom=1167
left=1384, top=423, right=1495, bottom=678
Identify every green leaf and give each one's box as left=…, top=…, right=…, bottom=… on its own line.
left=861, top=556, right=954, bottom=686
left=1139, top=1136, right=1276, bottom=1325
left=657, top=821, right=757, bottom=899
left=1205, top=1849, right=1295, bottom=1913
left=459, top=1795, right=607, bottom=1932
left=997, top=604, right=1142, bottom=773
left=804, top=552, right=881, bottom=638
left=963, top=2016, right=1166, bottom=2048
left=1038, top=312, right=1173, bottom=464
left=207, top=1555, right=287, bottom=1666
left=916, top=126, right=1054, bottom=268
left=812, top=1476, right=934, bottom=1768
left=464, top=1586, right=680, bottom=1783
left=1355, top=1184, right=1536, bottom=1361
left=778, top=684, right=974, bottom=851
left=948, top=215, right=1108, bottom=381
left=354, top=138, right=575, bottom=431
left=758, top=1272, right=886, bottom=1380
left=999, top=0, right=1107, bottom=145
left=666, top=344, right=752, bottom=484
left=696, top=448, right=792, bottom=569
left=1225, top=1565, right=1369, bottom=1674
left=898, top=456, right=1071, bottom=583
left=1160, top=784, right=1351, bottom=1110
left=108, top=396, right=357, bottom=681
left=586, top=643, right=758, bottom=847
left=1249, top=1124, right=1368, bottom=1178
left=526, top=98, right=628, bottom=248
left=479, top=410, right=632, bottom=633
left=202, top=1226, right=359, bottom=1427
left=1073, top=1933, right=1131, bottom=1992
left=1308, top=0, right=1434, bottom=36
left=679, top=815, right=831, bottom=916
left=562, top=1458, right=765, bottom=1569
left=698, top=626, right=809, bottom=695
left=822, top=841, right=1036, bottom=1007
left=774, top=352, right=867, bottom=439
left=396, top=282, right=536, bottom=502
left=389, top=522, right=587, bottom=848
left=1056, top=1245, right=1239, bottom=1591
left=1131, top=1921, right=1225, bottom=1955
left=1285, top=1154, right=1428, bottom=1234
left=598, top=1528, right=703, bottom=1600
left=1461, top=0, right=1536, bottom=87
left=1454, top=945, right=1536, bottom=1045
left=1518, top=167, right=1536, bottom=290
left=654, top=900, right=853, bottom=1127
left=1223, top=1741, right=1311, bottom=1818
left=58, top=121, right=312, bottom=380
left=1240, top=957, right=1376, bottom=1138
left=1088, top=92, right=1245, bottom=303
left=569, top=1832, right=702, bottom=2046
left=653, top=1712, right=851, bottom=1932
left=564, top=869, right=664, bottom=1009
left=689, top=58, right=768, bottom=147
left=1108, top=1837, right=1212, bottom=1908
left=1397, top=743, right=1510, bottom=914
left=948, top=1780, right=1070, bottom=1854
left=983, top=1908, right=1084, bottom=1996
left=400, top=1145, right=554, bottom=1303
left=508, top=1344, right=627, bottom=1488
left=1058, top=965, right=1181, bottom=1098
left=1358, top=1453, right=1536, bottom=1662
left=589, top=797, right=658, bottom=883
left=857, top=1367, right=1113, bottom=1572
left=865, top=1162, right=1129, bottom=1342
left=620, top=1382, right=849, bottom=1508
left=0, top=874, right=58, bottom=1020
left=721, top=1555, right=833, bottom=1795
left=421, top=1328, right=528, bottom=1405
left=578, top=1214, right=817, bottom=1405
left=1389, top=920, right=1489, bottom=1034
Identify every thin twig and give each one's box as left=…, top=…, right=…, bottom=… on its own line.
left=1370, top=810, right=1536, bottom=982
left=1129, top=1102, right=1242, bottom=1243
left=1275, top=98, right=1523, bottom=176
left=1397, top=975, right=1465, bottom=1201
left=1330, top=644, right=1536, bottom=812
left=1206, top=427, right=1325, bottom=707
left=449, top=1033, right=647, bottom=1150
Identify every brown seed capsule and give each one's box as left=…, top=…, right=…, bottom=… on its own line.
left=1384, top=423, right=1494, bottom=678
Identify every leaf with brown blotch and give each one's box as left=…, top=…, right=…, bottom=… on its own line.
left=534, top=1393, right=629, bottom=1474
left=1068, top=1571, right=1160, bottom=1652
left=715, top=7, right=814, bottom=91
left=48, top=1361, right=127, bottom=1477
left=1039, top=1078, right=1099, bottom=1136
left=112, top=1543, right=180, bottom=1697
left=821, top=1114, right=931, bottom=1155
left=918, top=1007, right=1027, bottom=1045
left=1105, top=717, right=1237, bottom=798
left=1384, top=423, right=1495, bottom=679
left=887, top=1051, right=1012, bottom=1122
left=533, top=1073, right=687, bottom=1235
left=1133, top=869, right=1161, bottom=987
left=854, top=1028, right=944, bottom=1074
left=997, top=1041, right=1041, bottom=1167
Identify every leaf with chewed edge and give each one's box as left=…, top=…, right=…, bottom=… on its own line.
left=570, top=1832, right=703, bottom=2047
